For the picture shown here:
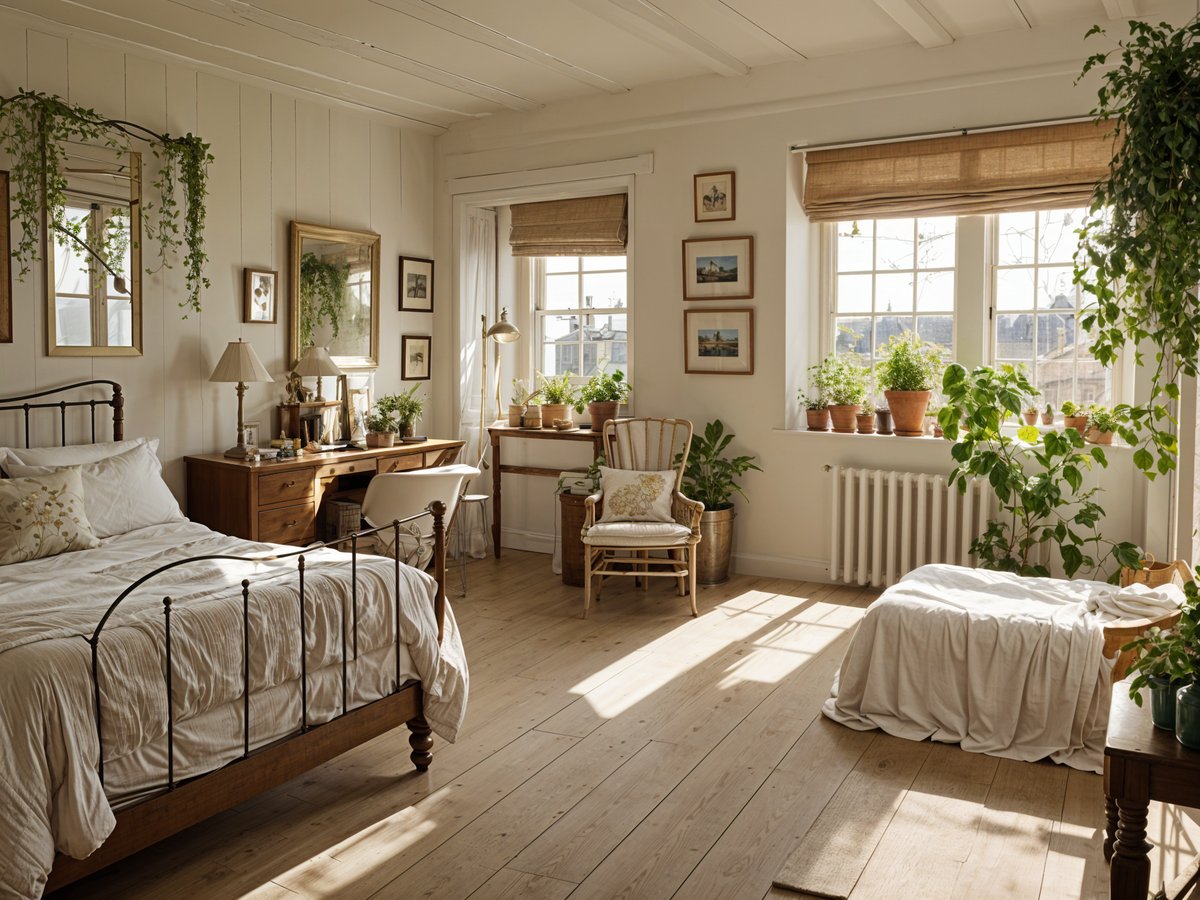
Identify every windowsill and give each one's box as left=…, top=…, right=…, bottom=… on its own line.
left=774, top=425, right=1132, bottom=451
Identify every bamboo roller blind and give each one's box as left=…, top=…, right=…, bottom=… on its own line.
left=509, top=193, right=628, bottom=256
left=802, top=121, right=1116, bottom=221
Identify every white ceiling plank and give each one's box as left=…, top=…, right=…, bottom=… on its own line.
left=872, top=0, right=954, bottom=48
left=570, top=0, right=750, bottom=77
left=1100, top=0, right=1138, bottom=19
left=371, top=0, right=626, bottom=94
left=173, top=0, right=537, bottom=111
left=1003, top=0, right=1031, bottom=29
left=700, top=0, right=807, bottom=62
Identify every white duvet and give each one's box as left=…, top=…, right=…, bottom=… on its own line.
left=0, top=521, right=468, bottom=899
left=822, top=564, right=1183, bottom=774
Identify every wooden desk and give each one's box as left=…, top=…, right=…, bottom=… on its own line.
left=1105, top=688, right=1200, bottom=900
left=488, top=425, right=603, bottom=558
left=186, top=439, right=463, bottom=544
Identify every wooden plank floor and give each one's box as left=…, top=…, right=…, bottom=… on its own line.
left=49, top=552, right=1200, bottom=900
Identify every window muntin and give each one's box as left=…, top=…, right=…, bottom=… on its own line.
left=535, top=256, right=628, bottom=381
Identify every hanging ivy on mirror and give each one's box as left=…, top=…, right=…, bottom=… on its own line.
left=1075, top=19, right=1200, bottom=478
left=0, top=89, right=213, bottom=315
left=298, top=252, right=350, bottom=349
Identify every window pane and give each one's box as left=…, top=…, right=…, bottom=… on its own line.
left=544, top=257, right=578, bottom=273
left=107, top=297, right=133, bottom=346
left=916, top=270, right=953, bottom=312
left=876, top=272, right=914, bottom=313
left=835, top=273, right=871, bottom=314
left=997, top=211, right=1036, bottom=265
left=875, top=218, right=914, bottom=271
left=583, top=255, right=625, bottom=271
left=585, top=314, right=627, bottom=374
left=1037, top=312, right=1075, bottom=357
left=544, top=273, right=578, bottom=308
left=836, top=220, right=873, bottom=272
left=1039, top=209, right=1083, bottom=263
left=916, top=315, right=953, bottom=351
left=543, top=342, right=580, bottom=377
left=1075, top=358, right=1111, bottom=406
left=916, top=217, right=956, bottom=269
left=996, top=267, right=1035, bottom=311
left=541, top=314, right=578, bottom=342
left=996, top=314, right=1034, bottom=359
left=874, top=316, right=910, bottom=353
left=54, top=224, right=91, bottom=296
left=582, top=271, right=626, bottom=308
left=835, top=317, right=871, bottom=356
left=55, top=297, right=91, bottom=346
left=1036, top=266, right=1074, bottom=310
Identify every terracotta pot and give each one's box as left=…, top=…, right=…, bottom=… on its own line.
left=855, top=413, right=876, bottom=434
left=1022, top=410, right=1039, bottom=425
left=875, top=409, right=893, bottom=435
left=540, top=403, right=569, bottom=428
left=1064, top=414, right=1089, bottom=436
left=587, top=401, right=619, bottom=434
left=1086, top=427, right=1114, bottom=445
left=884, top=390, right=931, bottom=437
left=827, top=404, right=860, bottom=433
left=508, top=405, right=523, bottom=427
left=1041, top=412, right=1054, bottom=426
left=805, top=408, right=830, bottom=431
left=366, top=431, right=395, bottom=448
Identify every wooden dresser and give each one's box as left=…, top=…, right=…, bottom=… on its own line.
left=185, top=439, right=464, bottom=544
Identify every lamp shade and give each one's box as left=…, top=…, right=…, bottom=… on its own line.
left=293, top=345, right=343, bottom=377
left=210, top=339, right=273, bottom=383
left=486, top=307, right=520, bottom=343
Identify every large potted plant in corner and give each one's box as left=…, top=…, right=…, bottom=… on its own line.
left=877, top=332, right=943, bottom=437
left=579, top=367, right=631, bottom=433
left=810, top=354, right=870, bottom=433
left=677, top=420, right=761, bottom=584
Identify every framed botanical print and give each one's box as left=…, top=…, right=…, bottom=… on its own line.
left=402, top=334, right=431, bottom=380
left=693, top=170, right=735, bottom=222
left=243, top=268, right=278, bottom=323
left=684, top=308, right=754, bottom=375
left=0, top=172, right=11, bottom=343
left=682, top=236, right=754, bottom=301
left=399, top=255, right=434, bottom=312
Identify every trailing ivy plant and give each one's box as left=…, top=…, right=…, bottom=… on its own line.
left=0, top=89, right=213, bottom=314
left=1075, top=19, right=1200, bottom=478
left=298, top=252, right=350, bottom=349
left=938, top=363, right=1141, bottom=580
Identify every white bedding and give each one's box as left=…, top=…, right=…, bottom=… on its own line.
left=822, top=564, right=1183, bottom=774
left=0, top=520, right=468, bottom=899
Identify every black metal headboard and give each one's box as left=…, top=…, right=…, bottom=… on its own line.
left=0, top=380, right=124, bottom=448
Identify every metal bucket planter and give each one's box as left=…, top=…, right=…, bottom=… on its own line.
left=697, top=506, right=736, bottom=585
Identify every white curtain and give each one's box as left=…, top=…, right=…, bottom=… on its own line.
left=457, top=207, right=497, bottom=558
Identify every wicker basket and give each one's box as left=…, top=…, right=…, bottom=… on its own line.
left=1120, top=553, right=1192, bottom=588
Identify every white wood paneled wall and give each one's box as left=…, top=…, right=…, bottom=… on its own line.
left=0, top=17, right=437, bottom=506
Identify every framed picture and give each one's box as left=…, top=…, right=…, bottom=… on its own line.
left=243, top=268, right=278, bottom=324
left=402, top=334, right=431, bottom=380
left=0, top=172, right=11, bottom=343
left=242, top=421, right=261, bottom=449
left=399, top=255, right=434, bottom=312
left=693, top=170, right=735, bottom=222
left=684, top=308, right=754, bottom=375
left=682, top=235, right=754, bottom=301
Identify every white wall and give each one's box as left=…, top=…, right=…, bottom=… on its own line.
left=433, top=9, right=1185, bottom=579
left=0, top=15, right=438, bottom=505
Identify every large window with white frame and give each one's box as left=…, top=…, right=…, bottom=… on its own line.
left=534, top=255, right=628, bottom=381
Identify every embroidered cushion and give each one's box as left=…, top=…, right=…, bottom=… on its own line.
left=597, top=467, right=675, bottom=523
left=0, top=467, right=100, bottom=565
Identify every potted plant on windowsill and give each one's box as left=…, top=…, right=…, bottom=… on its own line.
left=364, top=407, right=398, bottom=448
left=1085, top=404, right=1120, bottom=446
left=811, top=353, right=869, bottom=433
left=877, top=332, right=944, bottom=437
left=1061, top=401, right=1088, bottom=436
left=537, top=371, right=578, bottom=429
left=800, top=389, right=830, bottom=431
left=676, top=419, right=761, bottom=585
left=579, top=367, right=631, bottom=433
left=1022, top=405, right=1039, bottom=426
left=1041, top=404, right=1054, bottom=426
left=509, top=378, right=540, bottom=427
left=856, top=399, right=876, bottom=434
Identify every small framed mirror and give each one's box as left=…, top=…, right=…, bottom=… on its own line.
left=289, top=221, right=381, bottom=370
left=46, top=144, right=142, bottom=356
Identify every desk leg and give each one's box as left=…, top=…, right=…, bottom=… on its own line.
left=1104, top=795, right=1118, bottom=863
left=1111, top=797, right=1152, bottom=900
left=490, top=431, right=502, bottom=558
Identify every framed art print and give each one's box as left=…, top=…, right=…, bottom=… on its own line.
left=243, top=268, right=278, bottom=323
left=402, top=334, right=431, bottom=380
left=684, top=308, right=754, bottom=375
left=693, top=170, right=735, bottom=222
left=682, top=235, right=753, bottom=300
left=399, top=255, right=434, bottom=312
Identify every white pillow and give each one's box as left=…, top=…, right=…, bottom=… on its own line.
left=0, top=467, right=100, bottom=565
left=5, top=442, right=183, bottom=538
left=1, top=437, right=153, bottom=474
left=598, top=467, right=676, bottom=523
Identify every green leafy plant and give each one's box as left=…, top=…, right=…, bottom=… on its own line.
left=798, top=390, right=828, bottom=411
left=1123, top=580, right=1199, bottom=705
left=1076, top=19, right=1200, bottom=478
left=1086, top=404, right=1122, bottom=434
left=579, top=368, right=631, bottom=405
left=0, top=89, right=212, bottom=314
left=377, top=384, right=425, bottom=431
left=1061, top=400, right=1083, bottom=417
left=876, top=332, right=944, bottom=392
left=364, top=408, right=397, bottom=434
left=939, top=362, right=1141, bottom=579
left=810, top=354, right=870, bottom=406
left=299, top=253, right=350, bottom=349
left=557, top=453, right=607, bottom=494
left=537, top=371, right=579, bottom=409
left=676, top=419, right=762, bottom=511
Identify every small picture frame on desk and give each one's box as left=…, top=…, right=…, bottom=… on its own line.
left=242, top=421, right=260, bottom=449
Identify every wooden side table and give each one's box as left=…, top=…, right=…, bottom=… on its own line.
left=1105, top=688, right=1200, bottom=900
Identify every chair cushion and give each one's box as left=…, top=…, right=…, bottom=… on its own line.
left=583, top=521, right=693, bottom=547
left=597, top=467, right=675, bottom=523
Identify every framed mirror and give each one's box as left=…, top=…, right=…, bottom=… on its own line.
left=46, top=145, right=142, bottom=356
left=289, top=221, right=381, bottom=370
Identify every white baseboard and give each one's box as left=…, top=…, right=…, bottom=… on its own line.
left=501, top=527, right=556, bottom=555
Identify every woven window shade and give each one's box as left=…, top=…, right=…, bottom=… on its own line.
left=509, top=193, right=628, bottom=257
left=802, top=121, right=1116, bottom=221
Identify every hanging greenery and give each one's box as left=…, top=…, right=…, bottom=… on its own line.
left=299, top=252, right=350, bottom=349
left=0, top=89, right=213, bottom=314
left=1075, top=19, right=1200, bottom=478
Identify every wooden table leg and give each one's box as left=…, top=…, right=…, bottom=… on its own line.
left=490, top=430, right=502, bottom=558
left=1105, top=795, right=1118, bottom=863
left=1111, top=797, right=1152, bottom=900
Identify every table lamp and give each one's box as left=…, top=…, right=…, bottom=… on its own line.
left=210, top=339, right=274, bottom=459
left=479, top=308, right=521, bottom=466
left=293, top=345, right=342, bottom=402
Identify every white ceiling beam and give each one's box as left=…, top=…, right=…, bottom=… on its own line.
left=372, top=0, right=626, bottom=94
left=872, top=0, right=953, bottom=49
left=570, top=0, right=750, bottom=77
left=1100, top=0, right=1138, bottom=19
left=1004, top=0, right=1032, bottom=29
left=700, top=0, right=806, bottom=62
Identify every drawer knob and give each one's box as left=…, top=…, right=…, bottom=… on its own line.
left=347, top=465, right=355, bottom=472
left=283, top=480, right=296, bottom=487
left=284, top=520, right=298, bottom=528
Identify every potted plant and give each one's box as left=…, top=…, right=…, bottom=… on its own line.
left=677, top=420, right=761, bottom=584
left=811, top=353, right=869, bottom=433
left=1085, top=404, right=1120, bottom=445
left=876, top=332, right=944, bottom=437
left=1061, top=401, right=1088, bottom=436
left=510, top=378, right=539, bottom=427
left=537, top=371, right=578, bottom=428
left=579, top=367, right=631, bottom=433
left=378, top=385, right=425, bottom=438
left=875, top=405, right=893, bottom=435
left=1041, top=404, right=1054, bottom=426
left=926, top=402, right=944, bottom=438
left=1022, top=405, right=1039, bottom=426
left=364, top=407, right=397, bottom=448
left=1124, top=583, right=1198, bottom=736
left=800, top=391, right=830, bottom=431
left=856, top=399, right=876, bottom=435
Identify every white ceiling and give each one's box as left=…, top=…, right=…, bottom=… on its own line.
left=0, top=0, right=1170, bottom=131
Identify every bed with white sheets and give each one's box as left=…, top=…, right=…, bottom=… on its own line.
left=822, top=563, right=1184, bottom=773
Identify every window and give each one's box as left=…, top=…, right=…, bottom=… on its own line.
left=535, top=256, right=628, bottom=380
left=52, top=200, right=132, bottom=348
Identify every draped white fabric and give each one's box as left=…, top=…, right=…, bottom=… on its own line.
left=457, top=207, right=497, bottom=558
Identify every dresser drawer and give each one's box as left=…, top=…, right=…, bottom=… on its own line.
left=258, top=501, right=316, bottom=545
left=377, top=454, right=425, bottom=474
left=258, top=470, right=312, bottom=505
left=315, top=459, right=371, bottom=480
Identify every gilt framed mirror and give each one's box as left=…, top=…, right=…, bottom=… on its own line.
left=289, top=221, right=381, bottom=370
left=45, top=144, right=142, bottom=356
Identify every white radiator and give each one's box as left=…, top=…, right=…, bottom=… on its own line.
left=829, top=466, right=992, bottom=588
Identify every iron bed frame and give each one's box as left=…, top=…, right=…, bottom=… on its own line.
left=0, top=381, right=450, bottom=893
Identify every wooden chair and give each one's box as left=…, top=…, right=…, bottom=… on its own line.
left=581, top=417, right=704, bottom=617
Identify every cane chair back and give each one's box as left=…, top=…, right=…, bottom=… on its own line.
left=602, top=417, right=693, bottom=487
